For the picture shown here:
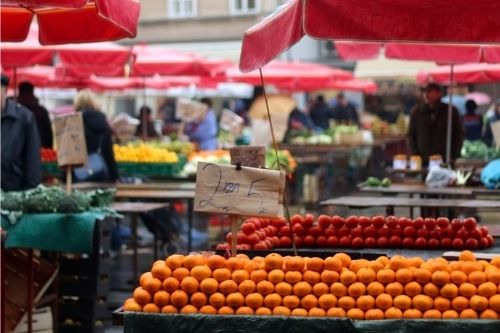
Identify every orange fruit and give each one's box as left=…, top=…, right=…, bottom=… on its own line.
left=408, top=257, right=424, bottom=268
left=356, top=295, right=375, bottom=311
left=265, top=253, right=284, bottom=271
left=365, top=308, right=384, bottom=320
left=395, top=268, right=413, bottom=284
left=389, top=256, right=409, bottom=271
left=274, top=282, right=292, bottom=297
left=243, top=260, right=259, bottom=274
left=255, top=307, right=272, bottom=315
left=139, top=272, right=153, bottom=285
left=347, top=308, right=365, bottom=320
left=212, top=268, right=232, bottom=282
left=432, top=271, right=450, bottom=286
left=334, top=253, right=352, bottom=268
left=293, top=281, right=312, bottom=297
left=219, top=280, right=238, bottom=295
left=327, top=307, right=346, bottom=317
left=264, top=293, right=282, bottom=309
left=291, top=308, right=309, bottom=316
left=172, top=267, right=190, bottom=281
left=412, top=294, right=433, bottom=311
left=182, top=255, right=205, bottom=270
left=312, top=282, right=329, bottom=297
left=375, top=293, right=393, bottom=310
left=384, top=307, right=403, bottom=319
left=442, top=309, right=459, bottom=319
left=207, top=255, right=226, bottom=270
left=268, top=269, right=285, bottom=284
left=338, top=296, right=356, bottom=310
left=245, top=293, right=264, bottom=309
left=450, top=270, right=468, bottom=285
left=301, top=294, right=318, bottom=310
left=462, top=261, right=483, bottom=275
left=357, top=268, right=376, bottom=284
left=133, top=287, right=152, bottom=305
left=285, top=271, right=302, bottom=284
left=459, top=250, right=476, bottom=261
left=451, top=296, right=469, bottom=312
left=376, top=255, right=390, bottom=266
left=273, top=306, right=291, bottom=316
left=491, top=256, right=500, bottom=268
left=153, top=290, right=170, bottom=307
left=366, top=281, right=385, bottom=297
left=151, top=262, right=172, bottom=281
left=250, top=269, right=268, bottom=283
left=165, top=254, right=184, bottom=270
left=191, top=266, right=212, bottom=282
left=340, top=270, right=357, bottom=285
left=200, top=278, right=219, bottom=294
left=423, top=309, right=441, bottom=319
left=225, top=257, right=245, bottom=271
left=303, top=270, right=321, bottom=285
left=489, top=294, right=500, bottom=312
left=458, top=282, right=477, bottom=297
left=368, top=260, right=385, bottom=273
left=469, top=295, right=489, bottom=312
left=318, top=294, right=337, bottom=310
left=190, top=291, right=207, bottom=308
left=480, top=309, right=498, bottom=319
left=413, top=268, right=432, bottom=284
left=235, top=306, right=254, bottom=315
left=347, top=282, right=366, bottom=298
left=429, top=258, right=449, bottom=272
left=403, top=282, right=422, bottom=297
left=321, top=270, right=339, bottom=284
left=231, top=269, right=250, bottom=284
left=330, top=282, right=347, bottom=297
left=440, top=283, right=458, bottom=299
left=306, top=257, right=324, bottom=272
left=468, top=271, right=487, bottom=286
left=283, top=295, right=300, bottom=309
left=218, top=306, right=235, bottom=315
left=198, top=305, right=217, bottom=314
left=226, top=292, right=245, bottom=308
left=308, top=307, right=326, bottom=317
left=285, top=256, right=306, bottom=271
left=180, top=304, right=198, bottom=314
left=423, top=282, right=440, bottom=298
left=170, top=290, right=188, bottom=309
left=162, top=277, right=180, bottom=293
left=239, top=280, right=257, bottom=296
left=477, top=282, right=497, bottom=297
left=403, top=308, right=422, bottom=319
left=208, top=292, right=225, bottom=309
left=124, top=299, right=142, bottom=312
left=349, top=259, right=369, bottom=273
left=434, top=296, right=451, bottom=311
left=141, top=277, right=162, bottom=294
left=161, top=305, right=178, bottom=313
left=235, top=253, right=249, bottom=261
left=377, top=269, right=396, bottom=284
left=180, top=276, right=199, bottom=294
left=486, top=269, right=500, bottom=284
left=460, top=308, right=478, bottom=319
left=393, top=295, right=412, bottom=310
left=256, top=280, right=275, bottom=295
left=324, top=257, right=343, bottom=272
left=385, top=282, right=403, bottom=297
left=143, top=303, right=160, bottom=313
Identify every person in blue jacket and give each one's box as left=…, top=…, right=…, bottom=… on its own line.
left=184, top=97, right=218, bottom=151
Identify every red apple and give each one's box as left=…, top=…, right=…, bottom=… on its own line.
left=327, top=236, right=339, bottom=247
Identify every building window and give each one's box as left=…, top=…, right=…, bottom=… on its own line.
left=229, top=0, right=260, bottom=15
left=168, top=0, right=197, bottom=18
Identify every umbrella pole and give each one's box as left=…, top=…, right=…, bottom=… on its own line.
left=446, top=64, right=455, bottom=165
left=142, top=77, right=147, bottom=138
left=13, top=67, right=17, bottom=99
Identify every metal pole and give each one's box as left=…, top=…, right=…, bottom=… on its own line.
left=446, top=64, right=455, bottom=165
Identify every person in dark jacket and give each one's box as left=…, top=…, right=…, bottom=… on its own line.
left=309, top=95, right=332, bottom=130
left=463, top=99, right=483, bottom=141
left=17, top=81, right=53, bottom=148
left=135, top=105, right=160, bottom=138
left=1, top=74, right=42, bottom=191
left=283, top=106, right=315, bottom=142
left=331, top=93, right=360, bottom=125
left=408, top=83, right=464, bottom=165
left=74, top=89, right=118, bottom=182
left=483, top=99, right=500, bottom=146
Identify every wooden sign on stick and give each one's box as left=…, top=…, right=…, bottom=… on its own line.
left=491, top=120, right=500, bottom=148
left=194, top=162, right=285, bottom=218
left=176, top=98, right=208, bottom=122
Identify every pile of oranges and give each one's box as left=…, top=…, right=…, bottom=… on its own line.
left=124, top=251, right=500, bottom=319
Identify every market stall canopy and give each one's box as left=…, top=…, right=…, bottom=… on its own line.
left=3, top=65, right=86, bottom=88
left=1, top=0, right=140, bottom=45
left=417, top=63, right=500, bottom=84
left=239, top=0, right=500, bottom=72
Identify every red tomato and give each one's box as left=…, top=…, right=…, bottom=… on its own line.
left=470, top=228, right=482, bottom=239
left=464, top=238, right=478, bottom=249
left=309, top=226, right=322, bottom=238
left=428, top=238, right=440, bottom=249
left=290, top=214, right=304, bottom=225
left=345, top=216, right=359, bottom=228
left=241, top=222, right=256, bottom=235
left=414, top=237, right=427, bottom=249
left=363, top=226, right=376, bottom=238
left=436, top=217, right=449, bottom=229
left=253, top=241, right=268, bottom=250
left=452, top=238, right=464, bottom=250
left=372, top=215, right=385, bottom=228
left=352, top=237, right=364, bottom=248
left=294, top=236, right=303, bottom=248
left=280, top=225, right=291, bottom=237
left=303, top=214, right=315, bottom=227
left=450, top=218, right=462, bottom=231
left=424, top=218, right=436, bottom=229
left=359, top=216, right=372, bottom=227
left=292, top=223, right=305, bottom=236
left=303, top=235, right=315, bottom=247
left=327, top=236, right=339, bottom=247
left=316, top=236, right=327, bottom=247
left=403, top=226, right=416, bottom=237
left=331, top=215, right=345, bottom=229
left=463, top=217, right=477, bottom=231
left=339, top=236, right=351, bottom=247
left=350, top=227, right=363, bottom=238
left=416, top=228, right=429, bottom=238
left=337, top=226, right=350, bottom=238
left=376, top=237, right=388, bottom=248
left=364, top=237, right=376, bottom=248
left=440, top=238, right=452, bottom=249
left=324, top=226, right=336, bottom=238
left=386, top=216, right=398, bottom=229
left=413, top=217, right=424, bottom=229
left=279, top=236, right=292, bottom=248
left=318, top=215, right=332, bottom=229
left=377, top=227, right=390, bottom=238
left=389, top=235, right=401, bottom=248
left=402, top=237, right=414, bottom=248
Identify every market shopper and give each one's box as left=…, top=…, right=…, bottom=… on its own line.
left=135, top=105, right=160, bottom=139
left=283, top=106, right=315, bottom=142
left=17, top=81, right=54, bottom=148
left=1, top=74, right=42, bottom=191
left=483, top=98, right=500, bottom=146
left=463, top=99, right=483, bottom=141
left=74, top=89, right=118, bottom=182
left=309, top=95, right=332, bottom=130
left=184, top=97, right=218, bottom=151
left=331, top=92, right=360, bottom=125
left=408, top=83, right=464, bottom=165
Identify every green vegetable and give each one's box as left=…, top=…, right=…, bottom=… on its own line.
left=1, top=191, right=24, bottom=211
left=24, top=194, right=55, bottom=213
left=366, top=177, right=381, bottom=187
left=88, top=189, right=115, bottom=208
left=56, top=192, right=91, bottom=213
left=381, top=177, right=392, bottom=187
left=461, top=140, right=500, bottom=160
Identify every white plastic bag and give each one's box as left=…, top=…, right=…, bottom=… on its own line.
left=425, top=167, right=457, bottom=188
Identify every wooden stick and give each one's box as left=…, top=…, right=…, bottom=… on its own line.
left=66, top=166, right=72, bottom=194
left=230, top=215, right=239, bottom=257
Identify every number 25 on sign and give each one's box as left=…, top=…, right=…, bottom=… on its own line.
left=194, top=162, right=285, bottom=218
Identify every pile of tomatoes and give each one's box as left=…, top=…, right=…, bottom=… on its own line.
left=40, top=148, right=57, bottom=162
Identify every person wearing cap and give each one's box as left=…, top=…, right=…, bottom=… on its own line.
left=408, top=83, right=464, bottom=165
left=17, top=81, right=53, bottom=148
left=1, top=74, right=42, bottom=191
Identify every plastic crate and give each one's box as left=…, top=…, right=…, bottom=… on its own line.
left=117, top=155, right=186, bottom=177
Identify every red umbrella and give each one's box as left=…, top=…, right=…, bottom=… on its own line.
left=1, top=0, right=140, bottom=45
left=87, top=75, right=221, bottom=91
left=239, top=0, right=500, bottom=72
left=3, top=65, right=86, bottom=88
left=417, top=63, right=500, bottom=84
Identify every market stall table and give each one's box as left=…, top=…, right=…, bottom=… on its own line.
left=359, top=184, right=500, bottom=197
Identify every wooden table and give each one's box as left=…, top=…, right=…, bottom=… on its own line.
left=111, top=202, right=170, bottom=282
left=359, top=184, right=500, bottom=197
left=71, top=181, right=196, bottom=191
left=114, top=190, right=196, bottom=252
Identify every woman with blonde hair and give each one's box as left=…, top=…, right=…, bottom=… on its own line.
left=74, top=89, right=118, bottom=182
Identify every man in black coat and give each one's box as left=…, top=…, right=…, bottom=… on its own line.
left=17, top=81, right=53, bottom=148
left=1, top=74, right=42, bottom=191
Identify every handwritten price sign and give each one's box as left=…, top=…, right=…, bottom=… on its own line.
left=194, top=162, right=285, bottom=218
left=53, top=113, right=88, bottom=167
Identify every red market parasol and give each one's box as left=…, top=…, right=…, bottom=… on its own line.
left=417, top=63, right=500, bottom=84
left=1, top=0, right=140, bottom=45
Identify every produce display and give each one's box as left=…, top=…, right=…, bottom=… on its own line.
left=113, top=143, right=179, bottom=163
left=123, top=251, right=500, bottom=319
left=369, top=114, right=407, bottom=137
left=461, top=140, right=500, bottom=161
left=216, top=215, right=494, bottom=251
left=364, top=177, right=392, bottom=187
left=40, top=148, right=57, bottom=162
left=289, top=125, right=363, bottom=145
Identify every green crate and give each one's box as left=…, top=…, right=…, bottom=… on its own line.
left=118, top=156, right=186, bottom=177
left=41, top=162, right=62, bottom=176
